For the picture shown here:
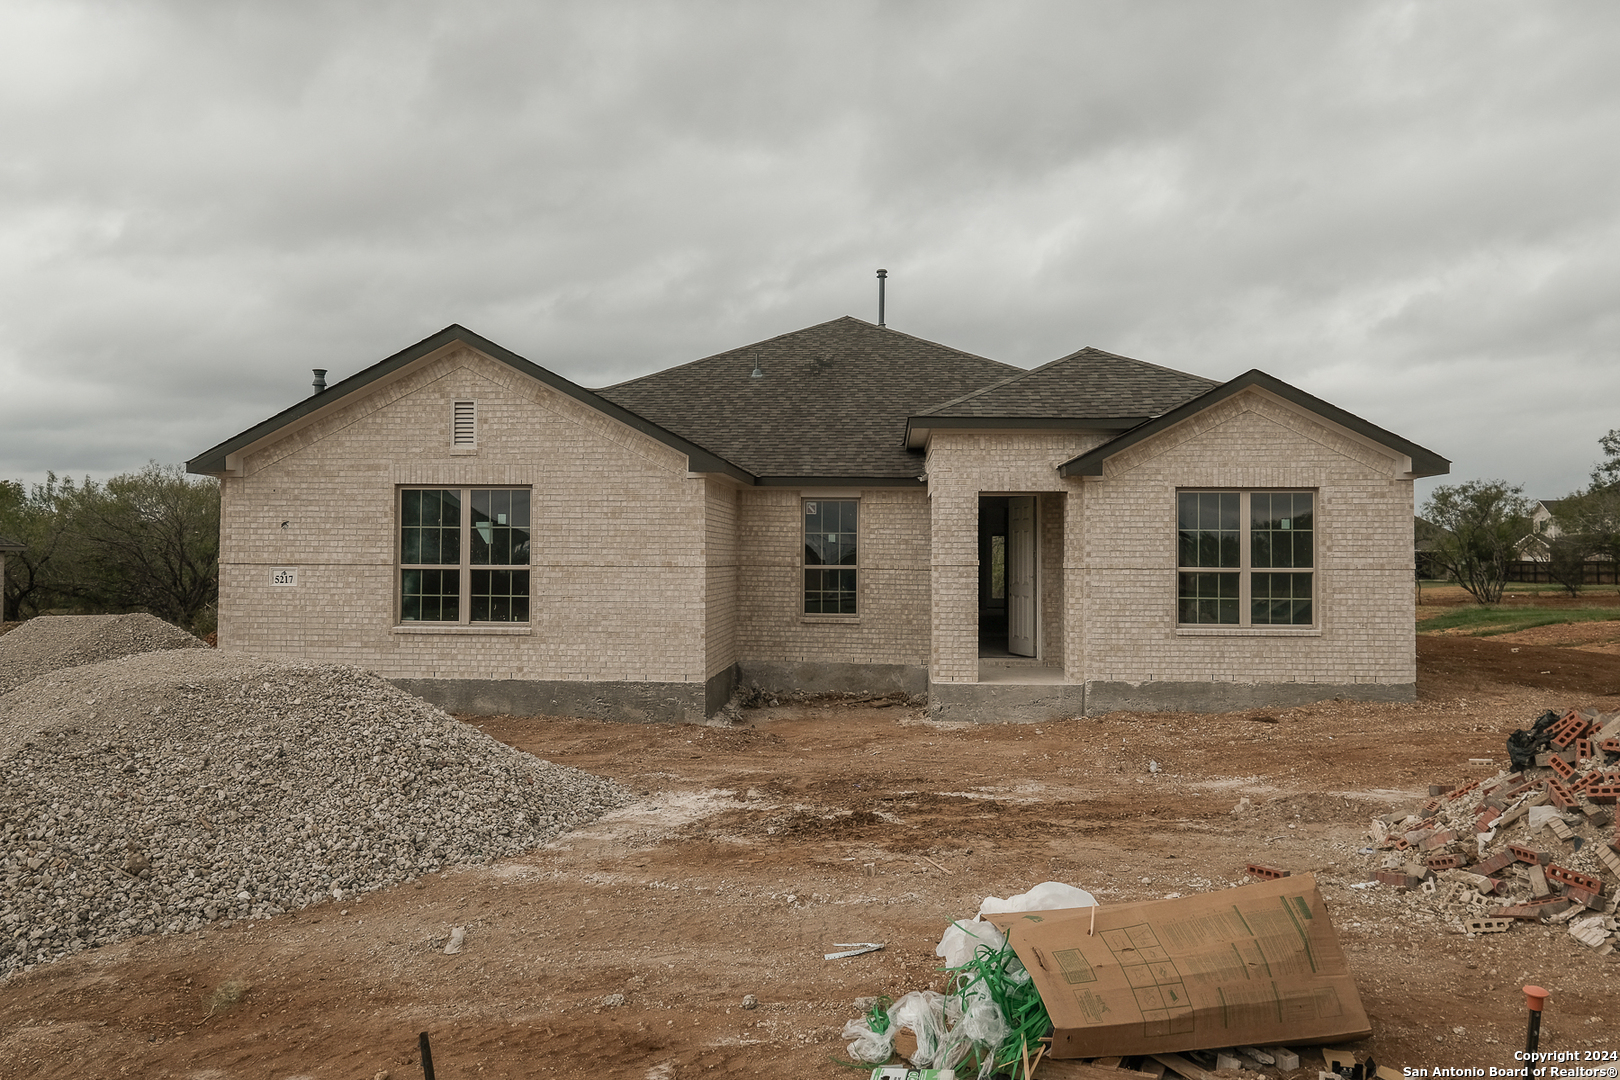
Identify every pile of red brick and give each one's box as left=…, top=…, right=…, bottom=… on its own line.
left=1365, top=708, right=1620, bottom=953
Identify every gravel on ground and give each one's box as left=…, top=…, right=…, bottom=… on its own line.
left=0, top=647, right=630, bottom=979
left=0, top=613, right=208, bottom=696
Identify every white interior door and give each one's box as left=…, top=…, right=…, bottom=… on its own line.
left=1007, top=496, right=1036, bottom=657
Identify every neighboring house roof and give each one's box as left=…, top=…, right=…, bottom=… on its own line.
left=904, top=346, right=1218, bottom=447
left=1057, top=369, right=1450, bottom=479
left=597, top=316, right=1020, bottom=482
left=0, top=536, right=24, bottom=553
left=187, top=324, right=755, bottom=482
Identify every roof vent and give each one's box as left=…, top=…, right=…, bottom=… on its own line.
left=876, top=269, right=887, bottom=328
left=311, top=369, right=327, bottom=394
left=750, top=353, right=764, bottom=379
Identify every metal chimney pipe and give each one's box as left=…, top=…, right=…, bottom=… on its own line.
left=311, top=369, right=327, bottom=394
left=876, top=268, right=887, bottom=327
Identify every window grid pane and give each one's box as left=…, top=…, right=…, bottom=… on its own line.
left=804, top=500, right=858, bottom=567
left=804, top=569, right=858, bottom=614
left=1251, top=572, right=1313, bottom=626
left=1251, top=492, right=1314, bottom=570
left=1178, top=491, right=1315, bottom=627
left=1178, top=571, right=1240, bottom=624
left=470, top=489, right=532, bottom=567
left=471, top=569, right=531, bottom=623
left=400, top=487, right=529, bottom=625
left=804, top=500, right=858, bottom=613
left=1178, top=491, right=1240, bottom=568
left=401, top=568, right=459, bottom=622
left=402, top=489, right=460, bottom=565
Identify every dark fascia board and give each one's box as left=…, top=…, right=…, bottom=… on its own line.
left=904, top=415, right=1147, bottom=450
left=1057, top=369, right=1451, bottom=479
left=186, top=324, right=756, bottom=484
left=755, top=475, right=924, bottom=488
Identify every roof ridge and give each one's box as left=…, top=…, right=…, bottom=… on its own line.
left=915, top=344, right=1218, bottom=418
left=916, top=369, right=1032, bottom=415
left=597, top=315, right=1018, bottom=392
left=1050, top=345, right=1222, bottom=386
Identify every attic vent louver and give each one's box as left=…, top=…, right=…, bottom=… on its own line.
left=452, top=401, right=476, bottom=446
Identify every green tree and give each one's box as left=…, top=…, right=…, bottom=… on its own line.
left=63, top=463, right=220, bottom=633
left=0, top=474, right=83, bottom=621
left=1552, top=484, right=1620, bottom=594
left=1420, top=480, right=1535, bottom=604
left=1592, top=428, right=1620, bottom=490
left=1537, top=526, right=1591, bottom=598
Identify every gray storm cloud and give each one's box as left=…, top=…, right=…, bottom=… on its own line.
left=2, top=0, right=1617, bottom=499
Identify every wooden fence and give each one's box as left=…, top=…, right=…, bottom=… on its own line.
left=1503, top=559, right=1620, bottom=585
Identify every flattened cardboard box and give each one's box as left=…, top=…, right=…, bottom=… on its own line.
left=985, top=875, right=1369, bottom=1058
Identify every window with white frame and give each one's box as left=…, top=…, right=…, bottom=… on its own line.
left=399, top=488, right=530, bottom=623
left=1176, top=490, right=1314, bottom=626
left=803, top=499, right=858, bottom=614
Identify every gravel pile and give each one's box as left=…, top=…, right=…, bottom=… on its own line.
left=0, top=648, right=631, bottom=977
left=0, top=613, right=207, bottom=696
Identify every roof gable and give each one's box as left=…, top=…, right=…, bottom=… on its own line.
left=596, top=316, right=1020, bottom=481
left=919, top=346, right=1219, bottom=419
left=1057, top=369, right=1450, bottom=479
left=904, top=346, right=1219, bottom=448
left=186, top=325, right=752, bottom=481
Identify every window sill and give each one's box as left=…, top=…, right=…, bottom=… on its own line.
left=1175, top=626, right=1320, bottom=637
left=800, top=615, right=861, bottom=625
left=392, top=624, right=531, bottom=635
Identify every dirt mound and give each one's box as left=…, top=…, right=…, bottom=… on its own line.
left=0, top=649, right=630, bottom=978
left=1417, top=634, right=1620, bottom=698
left=0, top=614, right=207, bottom=696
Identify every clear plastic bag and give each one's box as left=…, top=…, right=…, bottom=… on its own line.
left=976, top=880, right=1097, bottom=917
left=934, top=917, right=1006, bottom=969
left=889, top=990, right=951, bottom=1067
left=841, top=1014, right=894, bottom=1064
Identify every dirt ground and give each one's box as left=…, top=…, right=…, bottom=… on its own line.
left=3, top=617, right=1620, bottom=1077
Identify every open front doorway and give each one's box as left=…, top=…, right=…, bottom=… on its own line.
left=978, top=495, right=1037, bottom=658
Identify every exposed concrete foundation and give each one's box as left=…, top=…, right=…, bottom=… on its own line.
left=1083, top=679, right=1415, bottom=715
left=704, top=663, right=739, bottom=715
left=738, top=660, right=927, bottom=698
left=929, top=680, right=1088, bottom=724
left=929, top=678, right=1414, bottom=722
left=392, top=677, right=713, bottom=724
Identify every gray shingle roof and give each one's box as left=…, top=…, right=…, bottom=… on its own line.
left=918, top=346, right=1218, bottom=419
left=596, top=316, right=1021, bottom=480
left=1058, top=369, right=1450, bottom=479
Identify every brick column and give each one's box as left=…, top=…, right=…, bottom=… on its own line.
left=1063, top=480, right=1086, bottom=683
left=930, top=489, right=979, bottom=682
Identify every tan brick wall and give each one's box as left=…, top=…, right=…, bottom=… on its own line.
left=217, top=347, right=710, bottom=685
left=735, top=487, right=929, bottom=667
left=705, top=479, right=740, bottom=679
left=1077, top=389, right=1417, bottom=686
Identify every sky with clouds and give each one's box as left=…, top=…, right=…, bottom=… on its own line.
left=3, top=0, right=1618, bottom=506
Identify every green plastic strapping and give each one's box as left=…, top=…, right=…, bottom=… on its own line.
left=866, top=994, right=893, bottom=1035
left=945, top=937, right=1051, bottom=1073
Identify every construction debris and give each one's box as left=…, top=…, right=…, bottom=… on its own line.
left=1361, top=706, right=1620, bottom=954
